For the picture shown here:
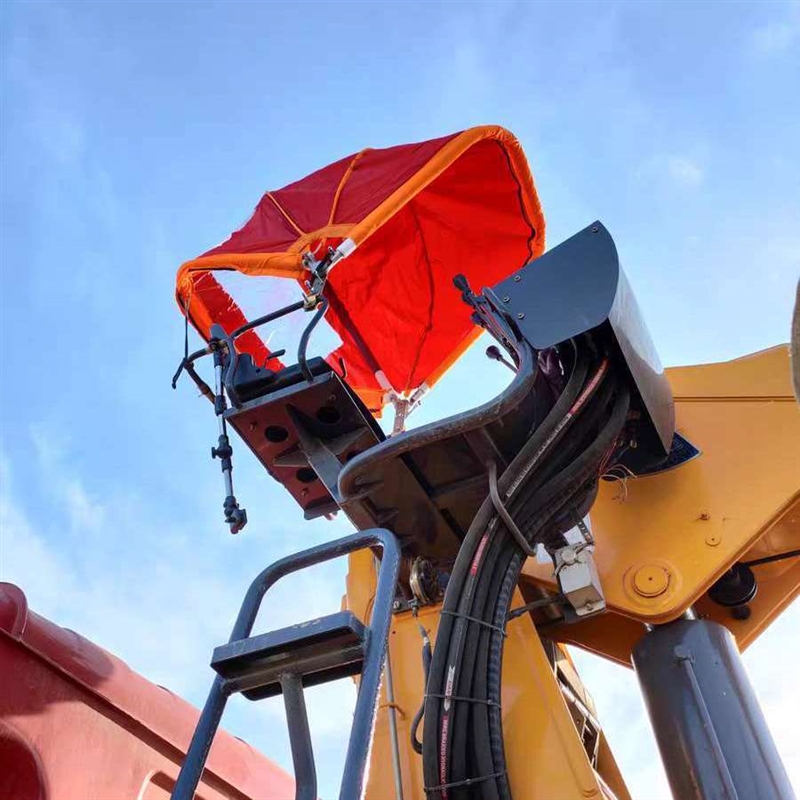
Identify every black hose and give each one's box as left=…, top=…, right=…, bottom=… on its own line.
left=298, top=298, right=328, bottom=382
left=422, top=340, right=630, bottom=800
left=484, top=387, right=630, bottom=798
left=411, top=619, right=433, bottom=754
left=422, top=343, right=589, bottom=796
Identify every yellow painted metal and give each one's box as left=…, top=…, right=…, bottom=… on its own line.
left=340, top=345, right=797, bottom=798
left=632, top=564, right=670, bottom=597
left=345, top=550, right=629, bottom=800
left=693, top=496, right=800, bottom=647
left=522, top=346, right=800, bottom=634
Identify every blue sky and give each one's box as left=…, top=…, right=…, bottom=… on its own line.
left=1, top=1, right=798, bottom=798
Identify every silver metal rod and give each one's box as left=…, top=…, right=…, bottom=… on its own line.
left=376, top=557, right=404, bottom=800
left=383, top=642, right=405, bottom=800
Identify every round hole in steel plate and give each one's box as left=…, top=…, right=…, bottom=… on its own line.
left=296, top=467, right=318, bottom=484
left=316, top=406, right=341, bottom=425
left=265, top=425, right=289, bottom=443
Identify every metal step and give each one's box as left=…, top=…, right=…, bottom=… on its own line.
left=212, top=611, right=367, bottom=700
left=172, top=529, right=400, bottom=800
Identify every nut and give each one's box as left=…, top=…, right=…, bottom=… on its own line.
left=560, top=546, right=577, bottom=565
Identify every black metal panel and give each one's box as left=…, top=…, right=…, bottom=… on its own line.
left=632, top=619, right=795, bottom=800
left=493, top=221, right=675, bottom=461
left=338, top=339, right=553, bottom=561
left=212, top=611, right=367, bottom=700
left=630, top=431, right=701, bottom=476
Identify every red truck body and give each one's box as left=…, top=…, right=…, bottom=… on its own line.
left=0, top=582, right=294, bottom=800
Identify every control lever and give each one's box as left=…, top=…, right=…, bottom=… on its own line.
left=486, top=345, right=517, bottom=373
left=209, top=325, right=248, bottom=535
left=452, top=273, right=477, bottom=308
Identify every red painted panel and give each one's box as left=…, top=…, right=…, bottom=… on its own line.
left=0, top=583, right=294, bottom=800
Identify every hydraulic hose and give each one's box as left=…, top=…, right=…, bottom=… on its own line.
left=422, top=339, right=630, bottom=800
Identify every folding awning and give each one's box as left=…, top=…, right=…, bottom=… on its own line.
left=176, top=125, right=545, bottom=412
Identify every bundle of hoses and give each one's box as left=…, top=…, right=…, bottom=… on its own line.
left=421, top=338, right=631, bottom=800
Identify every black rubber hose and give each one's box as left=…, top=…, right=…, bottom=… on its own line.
left=484, top=386, right=630, bottom=797
left=471, top=457, right=608, bottom=798
left=422, top=346, right=594, bottom=796
left=297, top=298, right=328, bottom=382
left=427, top=370, right=626, bottom=799
left=421, top=350, right=580, bottom=777
left=468, top=387, right=620, bottom=799
left=420, top=346, right=585, bottom=787
left=411, top=620, right=434, bottom=755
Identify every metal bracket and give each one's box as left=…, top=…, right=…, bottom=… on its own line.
left=553, top=542, right=605, bottom=618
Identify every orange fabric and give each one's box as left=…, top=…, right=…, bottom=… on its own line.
left=175, top=126, right=545, bottom=409
left=288, top=225, right=354, bottom=253
left=327, top=149, right=370, bottom=225
left=266, top=192, right=307, bottom=236
left=346, top=126, right=542, bottom=253
left=425, top=326, right=485, bottom=390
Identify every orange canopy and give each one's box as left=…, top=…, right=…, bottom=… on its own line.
left=176, top=125, right=545, bottom=411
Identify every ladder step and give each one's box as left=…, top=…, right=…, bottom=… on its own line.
left=211, top=611, right=367, bottom=700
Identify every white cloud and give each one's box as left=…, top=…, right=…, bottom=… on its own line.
left=0, top=432, right=356, bottom=793
left=0, top=451, right=72, bottom=614
left=636, top=153, right=706, bottom=191
left=666, top=155, right=705, bottom=188
left=29, top=423, right=107, bottom=532
left=751, top=21, right=800, bottom=57
left=2, top=14, right=87, bottom=168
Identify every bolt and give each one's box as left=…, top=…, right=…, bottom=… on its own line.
left=732, top=605, right=751, bottom=621
left=502, top=295, right=510, bottom=303
left=517, top=312, right=525, bottom=320
left=392, top=600, right=402, bottom=612
left=584, top=601, right=595, bottom=612
left=561, top=546, right=577, bottom=565
left=514, top=275, right=522, bottom=282
left=591, top=226, right=599, bottom=233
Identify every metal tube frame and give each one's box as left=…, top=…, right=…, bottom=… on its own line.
left=281, top=672, right=317, bottom=800
left=172, top=528, right=401, bottom=800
